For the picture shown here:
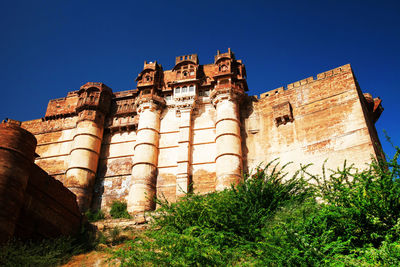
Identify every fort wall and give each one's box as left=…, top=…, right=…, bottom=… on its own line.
left=18, top=51, right=383, bottom=214
left=0, top=120, right=82, bottom=243
left=244, top=64, right=382, bottom=175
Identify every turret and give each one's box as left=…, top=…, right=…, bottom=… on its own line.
left=65, top=82, right=112, bottom=212
left=0, top=119, right=37, bottom=243
left=170, top=54, right=200, bottom=198
left=128, top=63, right=165, bottom=214
left=210, top=49, right=248, bottom=190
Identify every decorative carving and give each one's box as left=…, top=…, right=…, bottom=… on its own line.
left=75, top=83, right=112, bottom=116
left=273, top=101, right=294, bottom=126
left=136, top=61, right=163, bottom=89
left=210, top=85, right=244, bottom=106
left=363, top=93, right=383, bottom=123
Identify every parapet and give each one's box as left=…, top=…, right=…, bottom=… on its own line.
left=214, top=48, right=235, bottom=63
left=259, top=64, right=353, bottom=99
left=175, top=54, right=199, bottom=65
left=0, top=121, right=82, bottom=242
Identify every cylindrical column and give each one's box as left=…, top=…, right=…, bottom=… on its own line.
left=128, top=101, right=161, bottom=213
left=65, top=118, right=104, bottom=212
left=214, top=98, right=242, bottom=190
left=176, top=107, right=193, bottom=198
left=0, top=121, right=37, bottom=243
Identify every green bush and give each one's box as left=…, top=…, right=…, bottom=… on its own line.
left=85, top=209, right=105, bottom=222
left=112, top=161, right=314, bottom=265
left=0, top=225, right=97, bottom=266
left=254, top=150, right=400, bottom=265
left=110, top=148, right=400, bottom=266
left=110, top=200, right=131, bottom=219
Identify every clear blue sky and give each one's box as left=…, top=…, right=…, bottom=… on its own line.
left=1, top=0, right=399, bottom=158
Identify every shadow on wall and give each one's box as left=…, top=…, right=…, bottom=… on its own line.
left=240, top=95, right=257, bottom=174
left=0, top=120, right=82, bottom=243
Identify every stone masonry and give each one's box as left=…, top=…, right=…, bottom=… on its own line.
left=19, top=49, right=383, bottom=214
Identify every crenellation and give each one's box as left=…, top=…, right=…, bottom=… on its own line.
left=260, top=86, right=285, bottom=98
left=11, top=51, right=383, bottom=216
left=260, top=64, right=354, bottom=100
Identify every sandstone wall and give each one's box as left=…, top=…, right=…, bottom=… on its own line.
left=93, top=130, right=136, bottom=210
left=14, top=164, right=82, bottom=240
left=18, top=62, right=383, bottom=213
left=0, top=121, right=81, bottom=242
left=22, top=117, right=77, bottom=184
left=243, top=64, right=380, bottom=176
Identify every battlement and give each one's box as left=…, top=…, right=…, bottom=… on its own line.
left=175, top=54, right=199, bottom=65
left=67, top=91, right=79, bottom=97
left=214, top=48, right=235, bottom=63
left=80, top=82, right=113, bottom=93
left=260, top=64, right=352, bottom=99
left=113, top=89, right=138, bottom=99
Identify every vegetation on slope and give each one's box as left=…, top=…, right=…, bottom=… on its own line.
left=0, top=227, right=97, bottom=267
left=112, top=148, right=400, bottom=266
left=2, top=147, right=400, bottom=266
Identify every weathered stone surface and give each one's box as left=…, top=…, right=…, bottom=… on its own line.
left=16, top=51, right=382, bottom=215
left=0, top=121, right=82, bottom=243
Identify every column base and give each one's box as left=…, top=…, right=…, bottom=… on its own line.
left=215, top=173, right=242, bottom=191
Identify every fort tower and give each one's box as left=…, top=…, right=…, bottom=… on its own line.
left=16, top=49, right=383, bottom=215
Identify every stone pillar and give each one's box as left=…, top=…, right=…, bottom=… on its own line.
left=176, top=107, right=194, bottom=198
left=212, top=91, right=243, bottom=190
left=0, top=120, right=37, bottom=243
left=65, top=113, right=105, bottom=212
left=65, top=83, right=111, bottom=212
left=128, top=100, right=162, bottom=213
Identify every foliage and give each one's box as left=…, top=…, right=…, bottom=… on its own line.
left=6, top=149, right=399, bottom=266
left=111, top=148, right=400, bottom=266
left=254, top=148, right=400, bottom=265
left=109, top=200, right=131, bottom=219
left=112, top=161, right=314, bottom=266
left=85, top=209, right=105, bottom=222
left=0, top=225, right=97, bottom=267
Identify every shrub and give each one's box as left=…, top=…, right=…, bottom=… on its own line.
left=112, top=161, right=314, bottom=265
left=0, top=225, right=97, bottom=266
left=110, top=200, right=131, bottom=219
left=85, top=209, right=105, bottom=222
left=255, top=148, right=400, bottom=265
left=110, top=148, right=400, bottom=266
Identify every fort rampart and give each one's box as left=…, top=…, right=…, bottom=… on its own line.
left=11, top=50, right=382, bottom=216
left=0, top=120, right=82, bottom=243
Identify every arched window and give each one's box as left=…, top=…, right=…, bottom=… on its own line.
left=175, top=87, right=181, bottom=94
left=189, top=85, right=195, bottom=93
left=182, top=86, right=188, bottom=93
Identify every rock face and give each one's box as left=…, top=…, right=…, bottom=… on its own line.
left=16, top=49, right=383, bottom=214
left=0, top=120, right=82, bottom=243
